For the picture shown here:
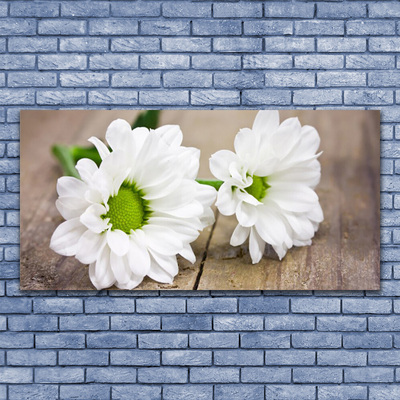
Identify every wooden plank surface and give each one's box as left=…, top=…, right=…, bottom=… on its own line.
left=20, top=110, right=380, bottom=291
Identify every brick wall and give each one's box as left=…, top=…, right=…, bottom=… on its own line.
left=1, top=1, right=400, bottom=399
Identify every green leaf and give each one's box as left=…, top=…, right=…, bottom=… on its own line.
left=71, top=145, right=102, bottom=166
left=51, top=144, right=80, bottom=179
left=132, top=110, right=160, bottom=130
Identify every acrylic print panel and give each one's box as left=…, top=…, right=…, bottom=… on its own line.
left=20, top=110, right=380, bottom=291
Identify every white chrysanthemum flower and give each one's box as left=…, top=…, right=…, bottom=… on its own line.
left=50, top=119, right=216, bottom=290
left=209, top=110, right=323, bottom=263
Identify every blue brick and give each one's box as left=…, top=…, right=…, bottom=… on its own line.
left=343, top=299, right=392, bottom=314
left=318, top=38, right=366, bottom=53
left=163, top=71, right=212, bottom=88
left=295, top=20, right=344, bottom=36
left=213, top=3, right=262, bottom=18
left=193, top=20, right=241, bottom=36
left=214, top=38, right=262, bottom=53
left=60, top=385, right=110, bottom=400
left=264, top=37, right=314, bottom=53
left=141, top=54, right=189, bottom=70
left=33, top=298, right=83, bottom=314
left=139, top=333, right=187, bottom=349
left=190, top=367, right=239, bottom=383
left=242, top=367, right=291, bottom=383
left=9, top=37, right=57, bottom=53
left=38, top=54, right=87, bottom=70
left=85, top=298, right=135, bottom=313
left=59, top=350, right=108, bottom=366
left=317, top=316, right=366, bottom=331
left=10, top=2, right=59, bottom=17
left=345, top=90, right=393, bottom=105
left=346, top=55, right=395, bottom=69
left=89, top=90, right=138, bottom=105
left=214, top=350, right=263, bottom=366
left=61, top=2, right=110, bottom=17
left=0, top=262, right=19, bottom=278
left=163, top=385, right=212, bottom=400
left=60, top=38, right=108, bottom=53
left=89, top=19, right=138, bottom=35
left=111, top=315, right=160, bottom=330
left=112, top=38, right=160, bottom=53
left=0, top=2, right=7, bottom=17
left=318, top=350, right=366, bottom=366
left=112, top=2, right=160, bottom=17
left=265, top=72, right=314, bottom=88
left=0, top=315, right=5, bottom=330
left=7, top=349, right=56, bottom=366
left=35, top=367, right=84, bottom=383
left=162, top=350, right=211, bottom=366
left=243, top=89, right=291, bottom=105
left=244, top=21, right=293, bottom=36
left=140, top=90, right=188, bottom=106
left=162, top=38, right=210, bottom=53
left=141, top=20, right=189, bottom=36
left=6, top=176, right=20, bottom=192
left=0, top=19, right=36, bottom=36
left=292, top=298, right=341, bottom=314
left=0, top=367, right=32, bottom=383
left=382, top=160, right=394, bottom=175
left=241, top=333, right=290, bottom=349
left=60, top=72, right=109, bottom=88
left=187, top=298, right=237, bottom=313
left=369, top=350, right=400, bottom=366
left=318, top=71, right=366, bottom=87
left=265, top=315, right=315, bottom=331
left=90, top=54, right=138, bottom=70
left=345, top=367, right=393, bottom=383
left=6, top=143, right=19, bottom=158
left=138, top=367, right=187, bottom=383
left=239, top=297, right=289, bottom=313
left=214, top=315, right=263, bottom=331
left=381, top=263, right=393, bottom=279
left=317, top=3, right=366, bottom=18
left=189, top=333, right=239, bottom=348
left=110, top=350, right=159, bottom=366
left=162, top=315, right=211, bottom=331
left=265, top=350, right=315, bottom=366
left=369, top=2, right=400, bottom=18
left=370, top=38, right=400, bottom=53
left=8, top=315, right=57, bottom=331
left=0, top=297, right=31, bottom=314
left=4, top=246, right=19, bottom=261
left=112, top=71, right=159, bottom=88
left=86, top=367, right=137, bottom=383
left=87, top=332, right=136, bottom=349
left=265, top=385, right=316, bottom=400
left=112, top=385, right=161, bottom=400
left=293, top=367, right=342, bottom=383
left=191, top=90, right=240, bottom=106
left=0, top=55, right=35, bottom=70
left=370, top=386, right=400, bottom=400
left=343, top=333, right=392, bottom=349
left=296, top=55, right=344, bottom=70
left=163, top=2, right=210, bottom=18
left=0, top=124, right=19, bottom=139
left=369, top=316, right=400, bottom=331
left=193, top=54, right=241, bottom=70
left=318, top=385, right=367, bottom=400
left=347, top=20, right=395, bottom=36
left=292, top=333, right=341, bottom=349
left=214, top=384, right=264, bottom=399
left=37, top=90, right=86, bottom=105
left=0, top=332, right=33, bottom=348
left=136, top=298, right=185, bottom=313
left=60, top=315, right=109, bottom=331
left=38, top=19, right=86, bottom=35
left=265, top=2, right=314, bottom=18
left=9, top=385, right=58, bottom=400
left=394, top=265, right=400, bottom=279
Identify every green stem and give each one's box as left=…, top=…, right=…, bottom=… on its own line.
left=51, top=144, right=80, bottom=179
left=196, top=179, right=223, bottom=191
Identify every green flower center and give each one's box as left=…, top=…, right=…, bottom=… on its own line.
left=245, top=175, right=270, bottom=201
left=102, top=183, right=150, bottom=234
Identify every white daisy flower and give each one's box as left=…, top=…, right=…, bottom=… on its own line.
left=209, top=110, right=323, bottom=263
left=50, top=119, right=216, bottom=290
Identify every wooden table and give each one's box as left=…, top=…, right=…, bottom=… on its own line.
left=20, top=110, right=380, bottom=291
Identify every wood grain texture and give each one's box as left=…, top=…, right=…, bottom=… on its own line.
left=20, top=110, right=380, bottom=291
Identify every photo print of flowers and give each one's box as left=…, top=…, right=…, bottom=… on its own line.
left=20, top=110, right=380, bottom=291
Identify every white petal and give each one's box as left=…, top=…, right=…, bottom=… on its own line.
left=148, top=251, right=178, bottom=282
left=147, top=260, right=174, bottom=284
left=199, top=207, right=215, bottom=230
left=57, top=176, right=87, bottom=198
left=110, top=252, right=131, bottom=285
left=209, top=150, right=238, bottom=181
left=252, top=110, right=280, bottom=136
left=177, top=147, right=200, bottom=179
left=50, top=218, right=86, bottom=257
left=107, top=229, right=130, bottom=256
left=80, top=204, right=108, bottom=234
left=196, top=183, right=217, bottom=208
left=76, top=158, right=98, bottom=184
left=271, top=117, right=302, bottom=161
left=249, top=227, right=265, bottom=264
left=307, top=201, right=324, bottom=225
left=153, top=125, right=183, bottom=148
left=234, top=128, right=259, bottom=163
left=88, top=136, right=110, bottom=160
left=230, top=224, right=250, bottom=246
left=94, top=244, right=112, bottom=284
left=105, top=119, right=133, bottom=151
left=75, top=230, right=105, bottom=265
left=56, top=196, right=89, bottom=220
left=115, top=274, right=144, bottom=290
left=255, top=207, right=288, bottom=247
left=127, top=236, right=151, bottom=276
left=272, top=243, right=289, bottom=260
left=236, top=188, right=262, bottom=206
left=179, top=243, right=196, bottom=264
left=143, top=225, right=183, bottom=256
left=284, top=212, right=315, bottom=242
left=216, top=183, right=238, bottom=216
left=236, top=201, right=258, bottom=228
